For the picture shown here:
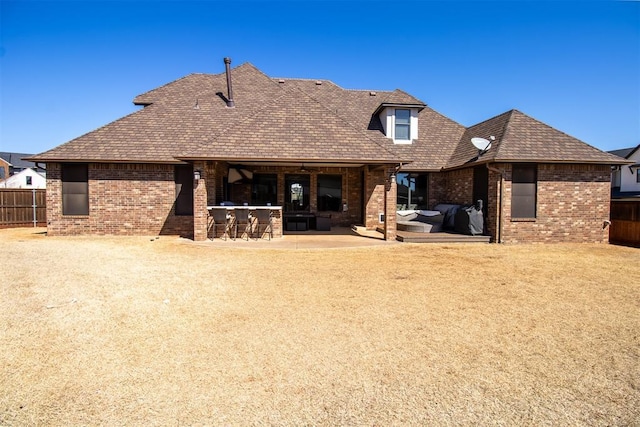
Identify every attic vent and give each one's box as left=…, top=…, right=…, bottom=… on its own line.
left=315, top=80, right=322, bottom=85
left=278, top=79, right=285, bottom=84
left=369, top=91, right=377, bottom=96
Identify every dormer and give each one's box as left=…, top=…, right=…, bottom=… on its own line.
left=374, top=102, right=426, bottom=144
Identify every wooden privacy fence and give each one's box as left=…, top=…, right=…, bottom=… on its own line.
left=0, top=189, right=46, bottom=228
left=610, top=199, right=640, bottom=247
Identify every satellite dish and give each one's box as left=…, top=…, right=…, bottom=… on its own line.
left=471, top=136, right=495, bottom=156
left=471, top=137, right=492, bottom=152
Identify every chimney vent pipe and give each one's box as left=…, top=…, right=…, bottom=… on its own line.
left=224, top=57, right=235, bottom=108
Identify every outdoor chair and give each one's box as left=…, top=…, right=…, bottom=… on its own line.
left=210, top=209, right=232, bottom=240
left=233, top=208, right=253, bottom=240
left=253, top=209, right=273, bottom=240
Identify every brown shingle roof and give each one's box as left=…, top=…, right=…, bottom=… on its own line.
left=275, top=79, right=466, bottom=170
left=447, top=110, right=629, bottom=169
left=27, top=62, right=623, bottom=169
left=184, top=86, right=401, bottom=163
left=30, top=63, right=410, bottom=164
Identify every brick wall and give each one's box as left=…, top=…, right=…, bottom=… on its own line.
left=432, top=163, right=611, bottom=243
left=441, top=168, right=474, bottom=206
left=500, top=163, right=611, bottom=243
left=428, top=173, right=446, bottom=209
left=364, top=167, right=387, bottom=230
left=46, top=163, right=193, bottom=237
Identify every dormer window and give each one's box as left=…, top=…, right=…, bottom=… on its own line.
left=375, top=102, right=425, bottom=145
left=395, top=109, right=411, bottom=141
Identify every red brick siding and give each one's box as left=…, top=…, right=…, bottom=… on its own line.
left=46, top=163, right=193, bottom=237
left=193, top=161, right=208, bottom=241
left=485, top=169, right=502, bottom=242
left=501, top=164, right=611, bottom=243
left=428, top=173, right=446, bottom=209
left=384, top=173, right=397, bottom=240
left=432, top=164, right=611, bottom=243
left=364, top=167, right=387, bottom=229
left=441, top=168, right=474, bottom=206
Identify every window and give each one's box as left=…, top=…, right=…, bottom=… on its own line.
left=252, top=174, right=277, bottom=206
left=395, top=109, right=411, bottom=141
left=396, top=173, right=428, bottom=210
left=285, top=174, right=310, bottom=212
left=317, top=175, right=342, bottom=212
left=62, top=163, right=89, bottom=215
left=174, top=165, right=193, bottom=216
left=636, top=168, right=640, bottom=183
left=511, top=164, right=537, bottom=219
left=26, top=176, right=32, bottom=186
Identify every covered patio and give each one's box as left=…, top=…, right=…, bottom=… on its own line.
left=189, top=160, right=401, bottom=242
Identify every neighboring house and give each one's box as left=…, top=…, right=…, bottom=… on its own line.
left=0, top=157, right=8, bottom=181
left=0, top=152, right=46, bottom=181
left=0, top=168, right=47, bottom=189
left=27, top=59, right=628, bottom=243
left=609, top=144, right=640, bottom=197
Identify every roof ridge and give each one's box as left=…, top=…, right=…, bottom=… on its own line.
left=505, top=109, right=610, bottom=156
left=288, top=85, right=403, bottom=160
left=191, top=86, right=402, bottom=161
left=272, top=76, right=347, bottom=90
left=467, top=109, right=515, bottom=130
left=270, top=76, right=411, bottom=96
left=133, top=62, right=264, bottom=105
left=391, top=88, right=426, bottom=105
left=492, top=110, right=517, bottom=159
left=28, top=105, right=153, bottom=161
left=625, top=143, right=640, bottom=159
left=133, top=73, right=204, bottom=105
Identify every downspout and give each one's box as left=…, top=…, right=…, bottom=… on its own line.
left=486, top=163, right=504, bottom=243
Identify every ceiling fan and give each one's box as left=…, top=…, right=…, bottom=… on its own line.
left=300, top=163, right=317, bottom=173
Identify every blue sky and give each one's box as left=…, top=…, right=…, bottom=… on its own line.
left=1, top=0, right=638, bottom=155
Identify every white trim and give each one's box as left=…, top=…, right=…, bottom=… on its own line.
left=378, top=107, right=419, bottom=144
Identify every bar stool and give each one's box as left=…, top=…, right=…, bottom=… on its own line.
left=253, top=209, right=273, bottom=240
left=210, top=209, right=232, bottom=240
left=233, top=208, right=252, bottom=240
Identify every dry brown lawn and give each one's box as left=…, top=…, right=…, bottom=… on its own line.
left=1, top=228, right=638, bottom=426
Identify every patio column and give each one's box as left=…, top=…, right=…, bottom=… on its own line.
left=193, top=161, right=208, bottom=241
left=383, top=172, right=397, bottom=241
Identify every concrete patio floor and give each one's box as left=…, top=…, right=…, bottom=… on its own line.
left=198, top=226, right=399, bottom=249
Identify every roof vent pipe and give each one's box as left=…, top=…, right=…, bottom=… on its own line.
left=224, top=57, right=235, bottom=108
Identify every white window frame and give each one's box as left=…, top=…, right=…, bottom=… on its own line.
left=394, top=109, right=411, bottom=142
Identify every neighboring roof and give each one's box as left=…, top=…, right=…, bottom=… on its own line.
left=0, top=152, right=39, bottom=169
left=609, top=144, right=640, bottom=160
left=447, top=110, right=630, bottom=169
left=608, top=147, right=636, bottom=158
left=27, top=62, right=623, bottom=169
